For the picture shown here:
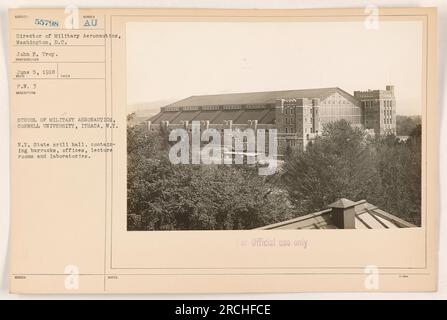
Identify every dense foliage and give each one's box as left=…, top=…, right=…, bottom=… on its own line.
left=127, top=117, right=422, bottom=230
left=372, top=125, right=421, bottom=225
left=396, top=115, right=421, bottom=136
left=282, top=120, right=378, bottom=215
left=282, top=120, right=421, bottom=226
left=127, top=122, right=294, bottom=230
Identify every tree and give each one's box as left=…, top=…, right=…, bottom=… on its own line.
left=282, top=119, right=421, bottom=225
left=396, top=115, right=421, bottom=136
left=282, top=120, right=379, bottom=215
left=127, top=122, right=295, bottom=230
left=371, top=124, right=421, bottom=225
left=127, top=118, right=422, bottom=229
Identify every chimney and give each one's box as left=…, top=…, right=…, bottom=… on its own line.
left=328, top=198, right=357, bottom=229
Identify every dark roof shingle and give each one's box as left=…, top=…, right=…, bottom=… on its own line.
left=166, top=87, right=342, bottom=107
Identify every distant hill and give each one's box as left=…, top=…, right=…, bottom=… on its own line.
left=128, top=99, right=177, bottom=113
left=128, top=99, right=176, bottom=125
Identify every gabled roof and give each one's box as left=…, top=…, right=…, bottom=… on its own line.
left=148, top=87, right=360, bottom=124
left=165, top=87, right=350, bottom=108
left=255, top=199, right=417, bottom=230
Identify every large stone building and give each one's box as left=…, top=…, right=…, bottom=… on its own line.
left=147, top=85, right=396, bottom=153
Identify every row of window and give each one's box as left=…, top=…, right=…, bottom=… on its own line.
left=202, top=105, right=220, bottom=111
left=284, top=127, right=316, bottom=134
left=362, top=100, right=394, bottom=108
left=362, top=101, right=377, bottom=108
left=287, top=140, right=302, bottom=147
left=323, top=99, right=351, bottom=105
left=319, top=115, right=362, bottom=125
left=323, top=93, right=352, bottom=105
left=181, top=106, right=200, bottom=111
left=223, top=105, right=242, bottom=110
left=320, top=106, right=362, bottom=116
left=283, top=116, right=315, bottom=125
left=283, top=108, right=316, bottom=115
left=284, top=117, right=295, bottom=125
left=384, top=100, right=393, bottom=108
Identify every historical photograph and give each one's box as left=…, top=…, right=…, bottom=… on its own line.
left=126, top=21, right=422, bottom=231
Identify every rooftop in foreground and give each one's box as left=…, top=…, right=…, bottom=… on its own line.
left=255, top=198, right=417, bottom=230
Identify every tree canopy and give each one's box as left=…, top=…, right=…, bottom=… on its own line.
left=282, top=119, right=421, bottom=225
left=127, top=123, right=294, bottom=230
left=127, top=119, right=422, bottom=230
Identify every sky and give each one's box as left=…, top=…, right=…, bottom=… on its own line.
left=127, top=21, right=422, bottom=116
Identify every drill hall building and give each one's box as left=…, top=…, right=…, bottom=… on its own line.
left=147, top=85, right=397, bottom=154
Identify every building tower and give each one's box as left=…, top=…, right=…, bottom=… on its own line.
left=353, top=85, right=396, bottom=135
left=275, top=98, right=319, bottom=152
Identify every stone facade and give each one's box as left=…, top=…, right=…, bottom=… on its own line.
left=146, top=86, right=397, bottom=154
left=354, top=85, right=396, bottom=135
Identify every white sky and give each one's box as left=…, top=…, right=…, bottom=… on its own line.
left=127, top=21, right=422, bottom=115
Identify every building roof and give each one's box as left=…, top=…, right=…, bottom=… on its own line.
left=255, top=199, right=417, bottom=230
left=328, top=198, right=357, bottom=209
left=149, top=87, right=358, bottom=124
left=166, top=87, right=346, bottom=108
